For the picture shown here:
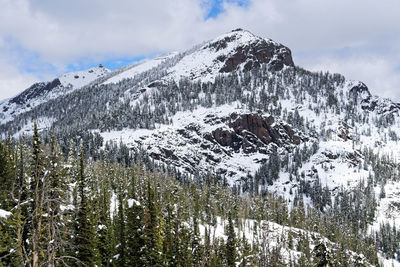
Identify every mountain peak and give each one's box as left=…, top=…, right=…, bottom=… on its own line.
left=166, top=29, right=294, bottom=82
left=231, top=28, right=244, bottom=32
left=204, top=29, right=294, bottom=72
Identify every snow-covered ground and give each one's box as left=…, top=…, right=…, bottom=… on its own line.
left=59, top=66, right=110, bottom=89
left=98, top=103, right=274, bottom=183
left=0, top=66, right=110, bottom=124
left=103, top=53, right=177, bottom=85
left=12, top=116, right=56, bottom=138
left=199, top=216, right=374, bottom=266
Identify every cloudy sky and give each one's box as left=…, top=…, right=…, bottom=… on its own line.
left=1, top=0, right=400, bottom=101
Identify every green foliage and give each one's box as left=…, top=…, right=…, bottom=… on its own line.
left=142, top=180, right=163, bottom=266
left=226, top=212, right=236, bottom=267
left=75, top=145, right=96, bottom=265
left=0, top=129, right=386, bottom=266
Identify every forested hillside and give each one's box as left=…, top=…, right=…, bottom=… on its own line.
left=0, top=123, right=387, bottom=266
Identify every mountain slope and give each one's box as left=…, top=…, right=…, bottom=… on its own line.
left=0, top=65, right=110, bottom=123
left=2, top=29, right=400, bottom=264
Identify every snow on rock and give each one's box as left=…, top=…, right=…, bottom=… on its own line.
left=167, top=29, right=293, bottom=82
left=100, top=103, right=305, bottom=184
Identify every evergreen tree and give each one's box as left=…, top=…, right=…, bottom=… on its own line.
left=191, top=183, right=203, bottom=266
left=116, top=168, right=127, bottom=267
left=0, top=140, right=14, bottom=210
left=126, top=168, right=145, bottom=266
left=31, top=122, right=46, bottom=267
left=75, top=144, right=95, bottom=265
left=96, top=162, right=115, bottom=266
left=45, top=130, right=67, bottom=266
left=142, top=180, right=163, bottom=266
left=162, top=196, right=175, bottom=266
left=14, top=139, right=30, bottom=265
left=313, top=242, right=329, bottom=267
left=226, top=211, right=236, bottom=267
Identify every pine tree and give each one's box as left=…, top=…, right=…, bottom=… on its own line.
left=162, top=196, right=175, bottom=266
left=313, top=242, right=329, bottom=267
left=239, top=232, right=251, bottom=267
left=191, top=183, right=202, bottom=266
left=14, top=138, right=30, bottom=265
left=45, top=130, right=67, bottom=266
left=96, top=162, right=115, bottom=266
left=31, top=122, right=46, bottom=267
left=0, top=139, right=14, bottom=210
left=75, top=143, right=95, bottom=265
left=116, top=167, right=127, bottom=267
left=126, top=167, right=145, bottom=266
left=226, top=211, right=236, bottom=267
left=0, top=213, right=18, bottom=266
left=142, top=179, right=163, bottom=266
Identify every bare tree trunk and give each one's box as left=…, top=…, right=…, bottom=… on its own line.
left=33, top=172, right=47, bottom=267
left=16, top=211, right=27, bottom=266
left=47, top=203, right=55, bottom=267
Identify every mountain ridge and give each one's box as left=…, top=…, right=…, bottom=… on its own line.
left=2, top=28, right=400, bottom=265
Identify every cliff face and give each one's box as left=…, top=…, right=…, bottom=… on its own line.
left=206, top=29, right=294, bottom=72
left=207, top=113, right=302, bottom=154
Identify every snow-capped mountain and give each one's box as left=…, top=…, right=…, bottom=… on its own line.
left=0, top=65, right=110, bottom=123
left=165, top=28, right=293, bottom=82
left=2, top=29, right=400, bottom=264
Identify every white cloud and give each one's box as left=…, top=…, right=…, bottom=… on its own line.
left=1, top=0, right=400, bottom=100
left=302, top=54, right=400, bottom=100
left=0, top=60, right=37, bottom=100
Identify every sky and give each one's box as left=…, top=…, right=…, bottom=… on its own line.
left=0, top=0, right=400, bottom=101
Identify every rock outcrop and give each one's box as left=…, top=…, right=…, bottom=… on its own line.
left=206, top=113, right=303, bottom=154
left=9, top=78, right=62, bottom=106
left=203, top=29, right=294, bottom=73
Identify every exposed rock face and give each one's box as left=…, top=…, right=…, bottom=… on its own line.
left=207, top=113, right=303, bottom=154
left=126, top=111, right=306, bottom=181
left=223, top=41, right=293, bottom=72
left=9, top=78, right=62, bottom=106
left=219, top=39, right=293, bottom=72
left=349, top=82, right=400, bottom=114
left=204, top=29, right=294, bottom=73
left=349, top=81, right=371, bottom=103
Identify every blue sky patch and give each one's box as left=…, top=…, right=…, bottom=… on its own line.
left=64, top=55, right=149, bottom=73
left=205, top=0, right=250, bottom=19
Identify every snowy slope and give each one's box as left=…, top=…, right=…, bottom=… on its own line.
left=0, top=66, right=110, bottom=123
left=198, top=217, right=376, bottom=266
left=59, top=65, right=110, bottom=89
left=99, top=103, right=307, bottom=184
left=103, top=53, right=177, bottom=85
